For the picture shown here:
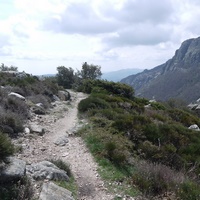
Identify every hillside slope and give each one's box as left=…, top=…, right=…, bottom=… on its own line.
left=121, top=37, right=200, bottom=103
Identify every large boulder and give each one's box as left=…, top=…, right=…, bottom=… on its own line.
left=0, top=157, right=26, bottom=183
left=39, top=182, right=74, bottom=200
left=26, top=161, right=69, bottom=181
left=58, top=91, right=71, bottom=101
left=8, top=92, right=25, bottom=101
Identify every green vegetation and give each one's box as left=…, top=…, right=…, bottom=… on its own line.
left=77, top=79, right=200, bottom=199
left=0, top=71, right=60, bottom=138
left=56, top=62, right=102, bottom=89
left=49, top=158, right=72, bottom=177
left=0, top=176, right=34, bottom=200
left=1, top=63, right=200, bottom=199
left=0, top=69, right=60, bottom=200
left=0, top=132, right=14, bottom=162
left=50, top=159, right=78, bottom=199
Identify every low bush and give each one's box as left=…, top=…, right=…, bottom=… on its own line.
left=0, top=176, right=34, bottom=200
left=177, top=181, right=200, bottom=200
left=78, top=96, right=110, bottom=112
left=132, top=160, right=185, bottom=196
left=49, top=159, right=72, bottom=177
left=0, top=112, right=24, bottom=135
left=0, top=132, right=14, bottom=162
left=27, top=94, right=51, bottom=109
left=168, top=108, right=200, bottom=127
left=150, top=102, right=166, bottom=110
left=78, top=79, right=134, bottom=98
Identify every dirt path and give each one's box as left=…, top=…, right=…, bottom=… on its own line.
left=16, top=91, right=114, bottom=200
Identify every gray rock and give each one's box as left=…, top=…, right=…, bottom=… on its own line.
left=39, top=182, right=74, bottom=200
left=8, top=92, right=25, bottom=101
left=58, top=90, right=71, bottom=101
left=54, top=135, right=69, bottom=146
left=36, top=103, right=44, bottom=108
left=53, top=95, right=60, bottom=101
left=188, top=103, right=198, bottom=110
left=32, top=106, right=46, bottom=115
left=121, top=37, right=200, bottom=103
left=24, top=127, right=30, bottom=134
left=0, top=157, right=26, bottom=183
left=30, top=124, right=45, bottom=135
left=26, top=161, right=69, bottom=181
left=188, top=124, right=200, bottom=131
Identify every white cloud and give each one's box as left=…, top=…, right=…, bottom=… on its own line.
left=1, top=0, right=200, bottom=75
left=42, top=1, right=120, bottom=35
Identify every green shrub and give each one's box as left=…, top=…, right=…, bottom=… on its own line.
left=49, top=159, right=72, bottom=177
left=104, top=141, right=127, bottom=165
left=0, top=112, right=24, bottom=135
left=78, top=96, right=111, bottom=112
left=28, top=94, right=51, bottom=109
left=0, top=94, right=29, bottom=120
left=177, top=181, right=200, bottom=200
left=168, top=108, right=200, bottom=127
left=150, top=102, right=166, bottom=110
left=0, top=132, right=14, bottom=162
left=0, top=176, right=33, bottom=200
left=132, top=160, right=185, bottom=196
left=78, top=79, right=134, bottom=98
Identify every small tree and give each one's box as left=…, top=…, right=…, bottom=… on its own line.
left=79, top=62, right=102, bottom=80
left=56, top=66, right=75, bottom=89
left=0, top=63, right=18, bottom=72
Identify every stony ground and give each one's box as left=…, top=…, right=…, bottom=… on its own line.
left=14, top=90, right=115, bottom=200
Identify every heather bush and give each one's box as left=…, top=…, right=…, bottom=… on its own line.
left=49, top=159, right=72, bottom=177
left=78, top=79, right=134, bottom=98
left=103, top=134, right=132, bottom=165
left=168, top=108, right=200, bottom=127
left=6, top=97, right=29, bottom=119
left=132, top=160, right=185, bottom=196
left=0, top=132, right=14, bottom=162
left=78, top=96, right=111, bottom=112
left=150, top=102, right=166, bottom=110
left=0, top=176, right=34, bottom=200
left=177, top=181, right=200, bottom=200
left=0, top=111, right=24, bottom=135
left=27, top=94, right=51, bottom=109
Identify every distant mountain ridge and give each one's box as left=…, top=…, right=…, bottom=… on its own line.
left=121, top=37, right=200, bottom=103
left=101, top=68, right=143, bottom=82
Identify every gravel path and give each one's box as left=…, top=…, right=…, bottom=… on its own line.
left=16, top=91, right=114, bottom=200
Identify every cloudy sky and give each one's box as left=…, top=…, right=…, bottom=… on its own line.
left=0, top=0, right=200, bottom=75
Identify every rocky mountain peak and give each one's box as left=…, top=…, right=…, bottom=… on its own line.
left=121, top=36, right=200, bottom=103
left=163, top=37, right=200, bottom=73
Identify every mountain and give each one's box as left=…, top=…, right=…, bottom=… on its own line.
left=121, top=37, right=200, bottom=103
left=101, top=68, right=143, bottom=82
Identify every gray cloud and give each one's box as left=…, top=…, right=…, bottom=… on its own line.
left=12, top=25, right=29, bottom=39
left=0, top=34, right=10, bottom=48
left=104, top=0, right=174, bottom=24
left=42, top=0, right=175, bottom=48
left=103, top=24, right=172, bottom=47
left=43, top=2, right=120, bottom=35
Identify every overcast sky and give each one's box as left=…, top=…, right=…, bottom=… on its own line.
left=0, top=0, right=200, bottom=75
